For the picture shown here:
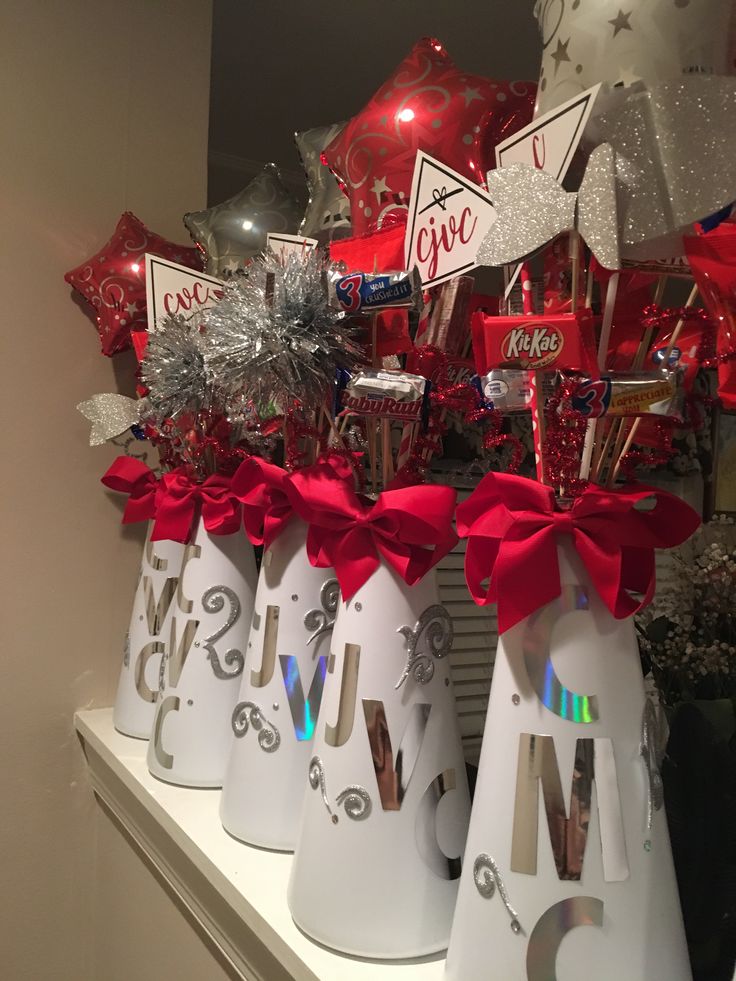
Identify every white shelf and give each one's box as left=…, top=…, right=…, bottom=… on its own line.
left=75, top=708, right=447, bottom=981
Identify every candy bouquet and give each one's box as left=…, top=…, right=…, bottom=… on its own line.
left=64, top=11, right=736, bottom=979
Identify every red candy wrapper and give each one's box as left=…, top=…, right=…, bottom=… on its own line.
left=591, top=260, right=657, bottom=371
left=646, top=318, right=716, bottom=391
left=685, top=226, right=736, bottom=409
left=542, top=236, right=586, bottom=314
left=471, top=311, right=598, bottom=376
left=328, top=223, right=412, bottom=356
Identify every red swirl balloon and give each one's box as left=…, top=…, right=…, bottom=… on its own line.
left=324, top=37, right=535, bottom=236
left=65, top=212, right=202, bottom=356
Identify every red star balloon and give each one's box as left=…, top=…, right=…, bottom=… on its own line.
left=65, top=212, right=203, bottom=356
left=324, top=36, right=535, bottom=236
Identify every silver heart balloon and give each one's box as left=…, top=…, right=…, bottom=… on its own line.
left=184, top=164, right=302, bottom=276
left=295, top=122, right=352, bottom=244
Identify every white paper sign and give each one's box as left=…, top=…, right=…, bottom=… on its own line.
left=145, top=254, right=224, bottom=330
left=266, top=232, right=318, bottom=264
left=495, top=84, right=601, bottom=181
left=496, top=85, right=601, bottom=298
left=404, top=152, right=497, bottom=288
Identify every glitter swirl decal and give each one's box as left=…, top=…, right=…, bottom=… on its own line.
left=123, top=632, right=131, bottom=668
left=526, top=897, right=604, bottom=981
left=522, top=586, right=599, bottom=723
left=304, top=578, right=339, bottom=646
left=395, top=605, right=453, bottom=689
left=201, top=586, right=244, bottom=680
left=309, top=756, right=372, bottom=824
left=335, top=786, right=372, bottom=821
left=473, top=853, right=523, bottom=934
left=640, top=697, right=666, bottom=832
left=309, top=756, right=334, bottom=821
left=232, top=701, right=280, bottom=752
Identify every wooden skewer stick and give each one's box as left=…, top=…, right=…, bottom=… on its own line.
left=659, top=283, right=699, bottom=369
left=580, top=272, right=620, bottom=480
left=381, top=419, right=393, bottom=489
left=608, top=283, right=699, bottom=486
left=368, top=255, right=380, bottom=492
left=570, top=231, right=581, bottom=314
left=631, top=275, right=668, bottom=374
left=608, top=418, right=640, bottom=486
left=604, top=418, right=632, bottom=486
left=590, top=418, right=612, bottom=482
left=320, top=403, right=345, bottom=450
left=653, top=274, right=667, bottom=308
left=368, top=418, right=377, bottom=496
left=592, top=417, right=619, bottom=483
left=584, top=259, right=595, bottom=310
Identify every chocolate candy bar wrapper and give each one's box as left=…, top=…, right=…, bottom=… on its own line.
left=572, top=371, right=685, bottom=421
left=339, top=370, right=429, bottom=422
left=479, top=369, right=533, bottom=412
left=475, top=369, right=559, bottom=412
left=471, top=311, right=598, bottom=376
left=328, top=267, right=423, bottom=314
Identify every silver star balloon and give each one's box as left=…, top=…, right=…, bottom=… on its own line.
left=184, top=164, right=302, bottom=277
left=534, top=0, right=735, bottom=115
left=77, top=393, right=142, bottom=446
left=295, top=121, right=352, bottom=244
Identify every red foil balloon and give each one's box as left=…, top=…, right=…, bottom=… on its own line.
left=324, top=37, right=535, bottom=236
left=65, top=212, right=203, bottom=356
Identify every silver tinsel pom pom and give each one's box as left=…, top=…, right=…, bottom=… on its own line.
left=139, top=314, right=209, bottom=424
left=201, top=249, right=365, bottom=410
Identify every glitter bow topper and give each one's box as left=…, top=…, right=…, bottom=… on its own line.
left=588, top=75, right=736, bottom=262
left=480, top=76, right=736, bottom=270
left=477, top=144, right=620, bottom=271
left=78, top=393, right=142, bottom=446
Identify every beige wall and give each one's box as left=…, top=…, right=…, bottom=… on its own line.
left=0, top=3, right=231, bottom=979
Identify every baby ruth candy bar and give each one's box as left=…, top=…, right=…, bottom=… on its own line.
left=471, top=311, right=599, bottom=376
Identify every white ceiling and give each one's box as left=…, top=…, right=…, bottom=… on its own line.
left=208, top=0, right=542, bottom=204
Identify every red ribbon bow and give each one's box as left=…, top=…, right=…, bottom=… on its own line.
left=101, top=457, right=158, bottom=524
left=287, top=465, right=458, bottom=600
left=457, top=472, right=701, bottom=634
left=151, top=469, right=241, bottom=543
left=232, top=457, right=294, bottom=549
